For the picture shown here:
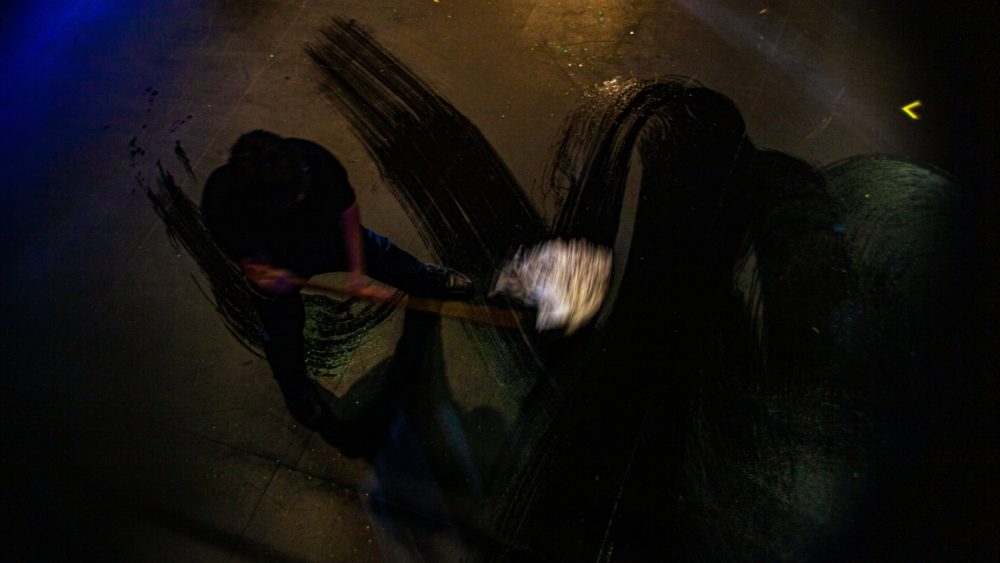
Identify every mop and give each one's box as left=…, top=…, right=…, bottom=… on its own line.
left=298, top=239, right=612, bottom=335
left=489, top=238, right=612, bottom=335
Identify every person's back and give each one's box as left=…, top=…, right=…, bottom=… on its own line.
left=202, top=134, right=355, bottom=271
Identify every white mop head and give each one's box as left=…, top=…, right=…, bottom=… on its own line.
left=491, top=238, right=612, bottom=335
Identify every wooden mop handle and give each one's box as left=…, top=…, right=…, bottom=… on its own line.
left=297, top=279, right=523, bottom=328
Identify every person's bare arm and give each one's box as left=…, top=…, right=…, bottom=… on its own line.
left=336, top=202, right=396, bottom=300
left=235, top=203, right=393, bottom=301
left=338, top=202, right=365, bottom=278
left=239, top=256, right=298, bottom=295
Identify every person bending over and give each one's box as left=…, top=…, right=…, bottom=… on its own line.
left=201, top=130, right=473, bottom=430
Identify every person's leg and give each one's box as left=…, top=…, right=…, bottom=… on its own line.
left=362, top=228, right=474, bottom=298
left=256, top=291, right=335, bottom=429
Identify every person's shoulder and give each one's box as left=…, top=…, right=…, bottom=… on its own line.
left=201, top=164, right=239, bottom=212
left=285, top=138, right=353, bottom=205
left=285, top=138, right=347, bottom=175
left=199, top=164, right=263, bottom=258
left=285, top=138, right=340, bottom=163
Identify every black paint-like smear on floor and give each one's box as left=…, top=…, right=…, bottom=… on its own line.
left=492, top=79, right=745, bottom=557
left=303, top=292, right=402, bottom=378
left=143, top=159, right=400, bottom=375
left=173, top=140, right=197, bottom=185
left=488, top=78, right=734, bottom=542
left=493, top=77, right=980, bottom=561
left=489, top=77, right=898, bottom=561
left=547, top=76, right=745, bottom=243
left=143, top=161, right=262, bottom=356
left=305, top=18, right=548, bottom=392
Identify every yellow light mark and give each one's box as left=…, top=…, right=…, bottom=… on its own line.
left=902, top=100, right=922, bottom=120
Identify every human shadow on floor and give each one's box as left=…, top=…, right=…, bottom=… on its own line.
left=316, top=309, right=525, bottom=560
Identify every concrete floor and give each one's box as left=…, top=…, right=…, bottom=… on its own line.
left=1, top=1, right=997, bottom=561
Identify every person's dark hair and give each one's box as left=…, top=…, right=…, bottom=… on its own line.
left=229, top=130, right=310, bottom=208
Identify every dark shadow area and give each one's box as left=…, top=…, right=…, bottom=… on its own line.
left=499, top=78, right=994, bottom=561
left=316, top=309, right=529, bottom=561
left=0, top=388, right=312, bottom=563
